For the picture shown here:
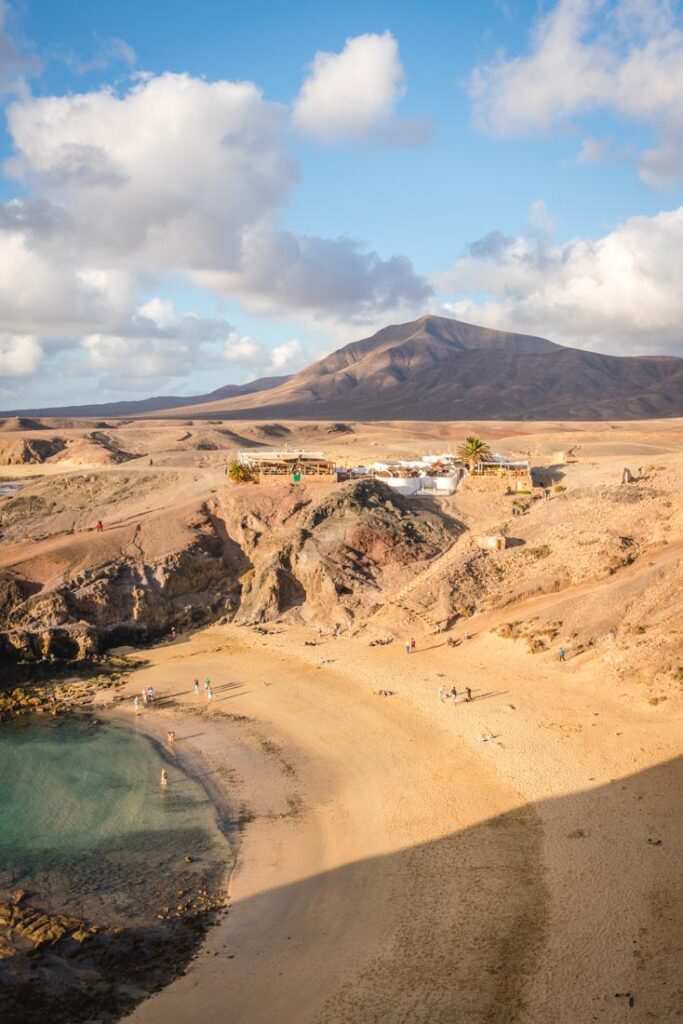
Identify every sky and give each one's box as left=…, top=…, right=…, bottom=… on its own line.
left=1, top=0, right=683, bottom=408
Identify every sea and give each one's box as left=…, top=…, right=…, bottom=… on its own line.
left=0, top=714, right=231, bottom=927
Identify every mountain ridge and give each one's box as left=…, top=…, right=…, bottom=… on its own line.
left=4, top=316, right=682, bottom=421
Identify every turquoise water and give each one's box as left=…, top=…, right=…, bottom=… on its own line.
left=0, top=715, right=230, bottom=925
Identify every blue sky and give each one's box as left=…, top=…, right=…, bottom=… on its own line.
left=1, top=0, right=683, bottom=407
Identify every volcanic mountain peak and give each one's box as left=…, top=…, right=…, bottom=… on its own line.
left=302, top=315, right=558, bottom=383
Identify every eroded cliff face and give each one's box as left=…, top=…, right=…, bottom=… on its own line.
left=0, top=479, right=458, bottom=671
left=211, top=479, right=454, bottom=626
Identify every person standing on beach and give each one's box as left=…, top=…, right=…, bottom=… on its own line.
left=438, top=686, right=446, bottom=702
left=466, top=687, right=472, bottom=702
left=167, top=730, right=176, bottom=747
left=142, top=687, right=148, bottom=706
left=204, top=677, right=211, bottom=694
left=160, top=768, right=168, bottom=788
left=146, top=685, right=154, bottom=705
left=559, top=647, right=566, bottom=662
left=133, top=695, right=140, bottom=714
left=405, top=640, right=411, bottom=654
left=450, top=687, right=457, bottom=701
left=206, top=684, right=213, bottom=703
left=410, top=637, right=416, bottom=653
left=95, top=520, right=103, bottom=532
left=193, top=679, right=200, bottom=696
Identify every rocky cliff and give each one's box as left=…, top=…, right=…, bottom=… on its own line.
left=0, top=478, right=458, bottom=672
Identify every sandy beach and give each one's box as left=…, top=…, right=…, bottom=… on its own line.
left=2, top=418, right=681, bottom=1022
left=105, top=611, right=682, bottom=1024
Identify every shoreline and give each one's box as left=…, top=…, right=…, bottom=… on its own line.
left=2, top=603, right=681, bottom=1024
left=0, top=699, right=237, bottom=1024
left=117, top=620, right=681, bottom=1024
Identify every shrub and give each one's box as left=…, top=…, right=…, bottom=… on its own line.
left=228, top=460, right=254, bottom=483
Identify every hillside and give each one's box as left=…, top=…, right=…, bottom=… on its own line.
left=0, top=374, right=289, bottom=420
left=166, top=315, right=681, bottom=421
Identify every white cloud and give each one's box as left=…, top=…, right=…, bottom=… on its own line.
left=436, top=203, right=683, bottom=356
left=292, top=31, right=409, bottom=144
left=223, top=332, right=308, bottom=377
left=0, top=333, right=42, bottom=376
left=0, top=68, right=431, bottom=404
left=470, top=0, right=683, bottom=187
left=223, top=332, right=265, bottom=366
left=82, top=333, right=194, bottom=379
left=2, top=71, right=428, bottom=337
left=269, top=338, right=305, bottom=371
left=137, top=297, right=178, bottom=330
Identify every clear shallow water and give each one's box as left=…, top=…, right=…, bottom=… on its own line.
left=0, top=715, right=230, bottom=925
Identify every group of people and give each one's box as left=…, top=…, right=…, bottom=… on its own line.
left=193, top=677, right=214, bottom=701
left=439, top=685, right=473, bottom=704
left=133, top=685, right=156, bottom=713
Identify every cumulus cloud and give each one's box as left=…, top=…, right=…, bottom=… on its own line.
left=223, top=332, right=308, bottom=376
left=470, top=0, right=683, bottom=187
left=2, top=72, right=428, bottom=334
left=196, top=227, right=432, bottom=321
left=0, top=333, right=42, bottom=376
left=292, top=31, right=425, bottom=145
left=436, top=202, right=683, bottom=356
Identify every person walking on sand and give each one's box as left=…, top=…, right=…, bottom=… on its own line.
left=405, top=640, right=411, bottom=655
left=438, top=686, right=446, bottom=702
left=141, top=686, right=148, bottom=706
left=193, top=679, right=200, bottom=697
left=450, top=687, right=457, bottom=701
left=559, top=647, right=566, bottom=663
left=206, top=684, right=213, bottom=703
left=95, top=520, right=103, bottom=532
left=146, top=685, right=154, bottom=705
left=466, top=687, right=472, bottom=703
left=160, top=768, right=168, bottom=788
left=133, top=695, right=140, bottom=714
left=410, top=637, right=416, bottom=653
left=167, top=730, right=176, bottom=747
left=204, top=677, right=211, bottom=694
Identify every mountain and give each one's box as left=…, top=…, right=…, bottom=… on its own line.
left=0, top=375, right=289, bottom=420
left=5, top=316, right=683, bottom=421
left=153, top=315, right=683, bottom=421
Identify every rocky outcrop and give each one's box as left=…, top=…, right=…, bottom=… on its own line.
left=0, top=437, right=66, bottom=465
left=219, top=479, right=457, bottom=627
left=1, top=480, right=459, bottom=669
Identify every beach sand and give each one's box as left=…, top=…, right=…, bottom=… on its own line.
left=110, top=616, right=682, bottom=1024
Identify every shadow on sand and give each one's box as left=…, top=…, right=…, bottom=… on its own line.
left=177, top=757, right=682, bottom=1024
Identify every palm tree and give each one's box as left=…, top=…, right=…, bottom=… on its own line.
left=457, top=435, right=491, bottom=472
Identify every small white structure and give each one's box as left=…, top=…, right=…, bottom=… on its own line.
left=375, top=468, right=464, bottom=497
left=476, top=534, right=507, bottom=552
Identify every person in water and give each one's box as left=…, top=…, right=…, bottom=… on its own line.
left=167, top=730, right=176, bottom=747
